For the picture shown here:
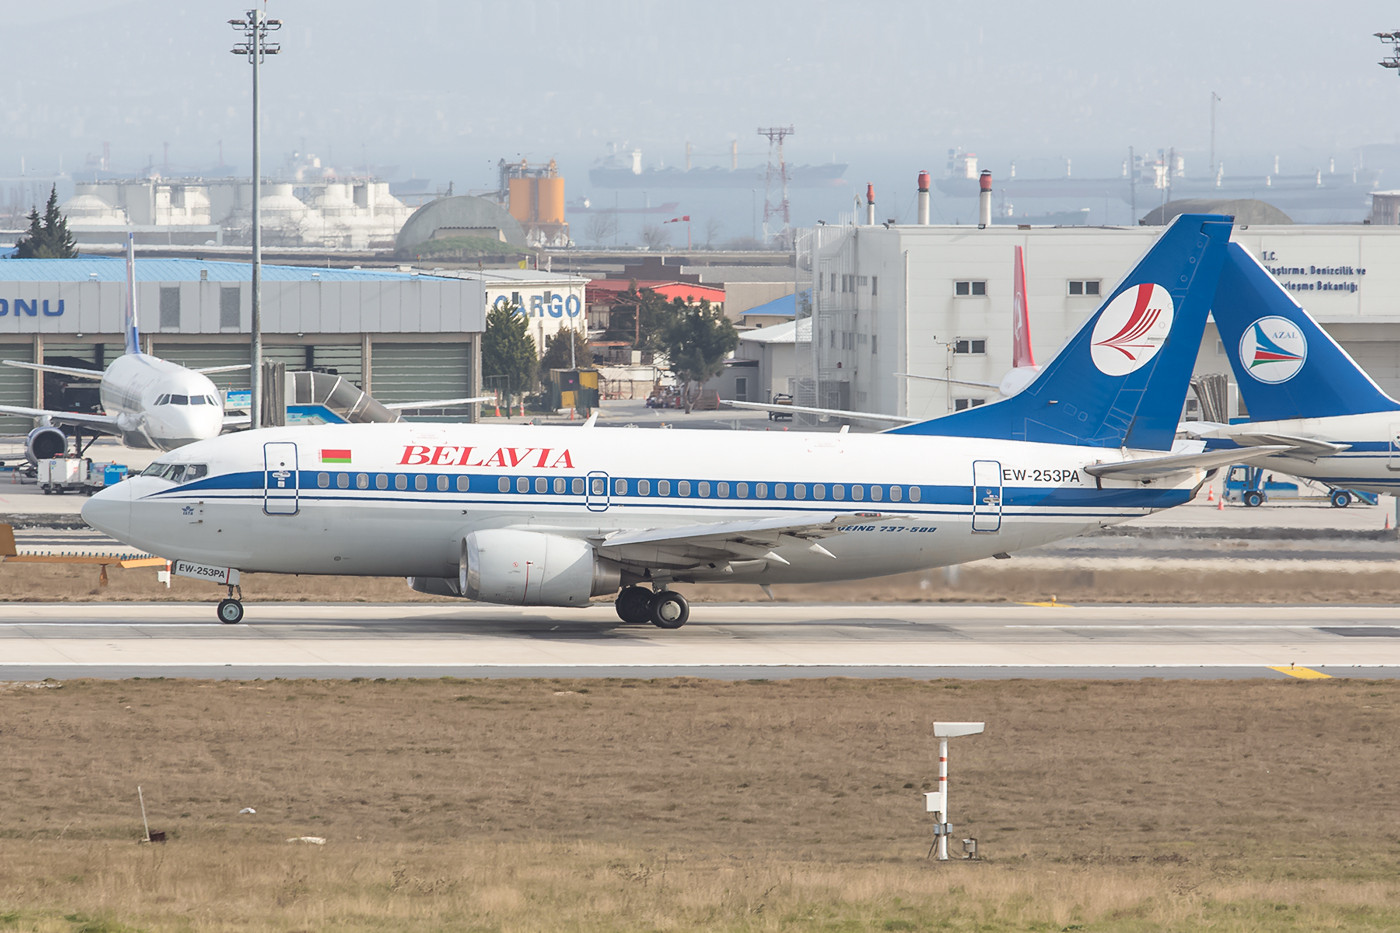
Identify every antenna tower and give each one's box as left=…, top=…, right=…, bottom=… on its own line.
left=758, top=125, right=794, bottom=242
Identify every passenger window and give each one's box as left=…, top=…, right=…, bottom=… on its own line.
left=774, top=483, right=785, bottom=499
left=376, top=474, right=388, bottom=490
left=658, top=479, right=671, bottom=496
left=554, top=477, right=566, bottom=494
left=833, top=485, right=845, bottom=500
left=517, top=477, right=529, bottom=493
left=637, top=479, right=650, bottom=496
left=814, top=485, right=826, bottom=500
left=717, top=482, right=729, bottom=497
left=794, top=484, right=806, bottom=500
left=615, top=478, right=628, bottom=495
left=357, top=473, right=369, bottom=489
left=317, top=472, right=329, bottom=488
left=572, top=477, right=584, bottom=494
left=498, top=477, right=510, bottom=493
left=415, top=475, right=428, bottom=491
left=870, top=485, right=883, bottom=502
left=699, top=481, right=711, bottom=497
left=536, top=477, right=548, bottom=493
left=890, top=486, right=902, bottom=502
left=336, top=473, right=349, bottom=489
left=457, top=476, right=469, bottom=492
left=437, top=475, right=449, bottom=492
left=678, top=480, right=691, bottom=496
left=852, top=486, right=864, bottom=501
left=394, top=475, right=407, bottom=491
left=738, top=482, right=749, bottom=498
left=910, top=486, right=922, bottom=502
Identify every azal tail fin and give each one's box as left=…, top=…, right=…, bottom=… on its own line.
left=124, top=232, right=140, bottom=357
left=1012, top=245, right=1034, bottom=369
left=1211, top=242, right=1398, bottom=421
left=890, top=213, right=1234, bottom=450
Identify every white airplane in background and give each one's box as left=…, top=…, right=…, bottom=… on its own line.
left=1187, top=241, right=1400, bottom=499
left=0, top=235, right=237, bottom=464
left=1, top=236, right=488, bottom=464
left=85, top=214, right=1273, bottom=627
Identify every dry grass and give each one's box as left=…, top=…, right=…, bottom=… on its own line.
left=8, top=560, right=1400, bottom=606
left=2, top=678, right=1400, bottom=930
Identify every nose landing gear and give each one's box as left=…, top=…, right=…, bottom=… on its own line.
left=217, top=583, right=244, bottom=624
left=613, top=585, right=690, bottom=628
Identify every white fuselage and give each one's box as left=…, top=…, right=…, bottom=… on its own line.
left=99, top=354, right=225, bottom=450
left=1208, top=412, right=1400, bottom=494
left=84, top=422, right=1203, bottom=588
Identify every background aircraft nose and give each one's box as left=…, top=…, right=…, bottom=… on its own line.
left=81, top=480, right=133, bottom=540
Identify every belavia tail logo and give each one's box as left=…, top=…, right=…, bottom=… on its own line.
left=1239, top=316, right=1306, bottom=384
left=1089, top=283, right=1174, bottom=377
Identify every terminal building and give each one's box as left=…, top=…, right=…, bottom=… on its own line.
left=0, top=258, right=485, bottom=433
left=775, top=219, right=1400, bottom=421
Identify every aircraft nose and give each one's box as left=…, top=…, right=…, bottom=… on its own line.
left=81, top=480, right=133, bottom=541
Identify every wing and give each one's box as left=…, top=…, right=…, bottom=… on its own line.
left=593, top=511, right=902, bottom=577
left=2, top=360, right=104, bottom=380
left=724, top=400, right=917, bottom=425
left=196, top=364, right=252, bottom=375
left=382, top=396, right=493, bottom=410
left=1083, top=445, right=1290, bottom=482
left=1225, top=432, right=1352, bottom=460
left=0, top=404, right=120, bottom=434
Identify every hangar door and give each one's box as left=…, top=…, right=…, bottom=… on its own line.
left=370, top=341, right=475, bottom=419
left=0, top=343, right=33, bottom=433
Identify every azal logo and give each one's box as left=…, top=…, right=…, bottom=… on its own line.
left=1239, top=316, right=1306, bottom=384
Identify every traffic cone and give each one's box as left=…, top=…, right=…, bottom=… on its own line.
left=1387, top=514, right=1392, bottom=531
left=1206, top=486, right=1214, bottom=502
left=1217, top=496, right=1225, bottom=511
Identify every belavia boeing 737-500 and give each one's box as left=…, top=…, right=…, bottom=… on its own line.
left=84, top=214, right=1268, bottom=627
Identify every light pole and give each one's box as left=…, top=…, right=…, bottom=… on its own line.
left=230, top=8, right=282, bottom=430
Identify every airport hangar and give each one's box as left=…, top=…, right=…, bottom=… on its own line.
left=771, top=220, right=1400, bottom=421
left=0, top=258, right=504, bottom=433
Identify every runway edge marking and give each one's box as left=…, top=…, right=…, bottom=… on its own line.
left=1269, top=665, right=1332, bottom=679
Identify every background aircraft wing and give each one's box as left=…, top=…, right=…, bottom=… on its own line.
left=0, top=404, right=120, bottom=433
left=196, top=364, right=251, bottom=375
left=382, top=396, right=493, bottom=410
left=2, top=360, right=104, bottom=380
left=595, top=511, right=904, bottom=570
left=723, top=400, right=917, bottom=424
left=1225, top=432, right=1352, bottom=460
left=895, top=371, right=1001, bottom=390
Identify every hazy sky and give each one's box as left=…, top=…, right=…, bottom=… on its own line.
left=9, top=1, right=1400, bottom=227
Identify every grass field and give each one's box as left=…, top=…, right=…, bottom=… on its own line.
left=3, top=677, right=1399, bottom=931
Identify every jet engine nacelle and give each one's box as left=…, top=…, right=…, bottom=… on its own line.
left=26, top=425, right=68, bottom=466
left=460, top=529, right=621, bottom=607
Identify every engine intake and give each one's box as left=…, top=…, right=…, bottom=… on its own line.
left=26, top=425, right=67, bottom=466
left=460, top=529, right=620, bottom=607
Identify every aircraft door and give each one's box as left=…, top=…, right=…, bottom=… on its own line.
left=1389, top=425, right=1400, bottom=471
left=971, top=459, right=1002, bottom=533
left=263, top=441, right=300, bottom=515
left=585, top=470, right=611, bottom=512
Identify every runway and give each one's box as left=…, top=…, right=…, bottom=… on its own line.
left=2, top=601, right=1398, bottom=680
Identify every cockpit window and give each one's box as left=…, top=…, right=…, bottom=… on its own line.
left=189, top=395, right=206, bottom=405
left=170, top=394, right=188, bottom=405
left=156, top=394, right=170, bottom=405
left=139, top=461, right=209, bottom=483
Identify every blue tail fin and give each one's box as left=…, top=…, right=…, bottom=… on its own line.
left=124, top=232, right=140, bottom=356
left=1211, top=242, right=1398, bottom=421
left=890, top=213, right=1234, bottom=450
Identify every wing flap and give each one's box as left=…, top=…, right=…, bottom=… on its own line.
left=596, top=511, right=901, bottom=567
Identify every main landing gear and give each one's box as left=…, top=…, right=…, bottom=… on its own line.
left=614, top=585, right=690, bottom=629
left=217, top=583, right=244, bottom=624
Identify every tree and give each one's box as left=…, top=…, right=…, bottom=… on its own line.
left=604, top=284, right=671, bottom=356
left=14, top=185, right=77, bottom=259
left=539, top=326, right=591, bottom=380
left=653, top=297, right=739, bottom=413
left=481, top=303, right=537, bottom=407
left=640, top=224, right=670, bottom=250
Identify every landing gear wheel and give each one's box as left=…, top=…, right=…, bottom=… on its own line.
left=615, top=586, right=653, bottom=624
left=648, top=590, right=689, bottom=629
left=1330, top=489, right=1353, bottom=508
left=217, top=598, right=244, bottom=625
left=1242, top=490, right=1264, bottom=508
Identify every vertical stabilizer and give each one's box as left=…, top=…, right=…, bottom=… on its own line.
left=124, top=233, right=140, bottom=357
left=1011, top=245, right=1035, bottom=369
left=1211, top=243, right=1398, bottom=420
left=891, top=214, right=1234, bottom=450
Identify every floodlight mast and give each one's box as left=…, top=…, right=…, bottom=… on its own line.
left=1377, top=32, right=1400, bottom=74
left=230, top=9, right=282, bottom=430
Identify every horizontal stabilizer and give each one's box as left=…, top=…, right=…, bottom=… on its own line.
left=1083, top=445, right=1289, bottom=482
left=724, top=400, right=917, bottom=424
left=895, top=372, right=1000, bottom=390
left=3, top=360, right=104, bottom=380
